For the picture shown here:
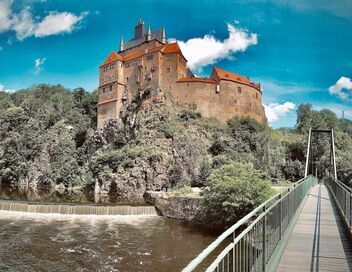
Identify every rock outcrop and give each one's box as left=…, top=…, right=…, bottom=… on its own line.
left=144, top=191, right=206, bottom=223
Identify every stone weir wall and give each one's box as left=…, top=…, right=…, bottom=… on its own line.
left=144, top=191, right=206, bottom=224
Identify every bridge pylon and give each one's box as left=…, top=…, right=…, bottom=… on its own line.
left=304, top=128, right=337, bottom=179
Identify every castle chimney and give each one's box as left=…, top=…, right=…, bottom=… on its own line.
left=119, top=36, right=124, bottom=52
left=146, top=24, right=151, bottom=41
left=162, top=28, right=167, bottom=44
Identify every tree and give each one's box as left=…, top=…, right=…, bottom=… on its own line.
left=202, top=163, right=272, bottom=230
left=296, top=103, right=312, bottom=133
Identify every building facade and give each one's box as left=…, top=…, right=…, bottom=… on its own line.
left=97, top=19, right=266, bottom=128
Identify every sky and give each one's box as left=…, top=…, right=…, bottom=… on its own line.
left=0, top=0, right=351, bottom=128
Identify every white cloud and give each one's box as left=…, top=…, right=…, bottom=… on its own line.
left=34, top=57, right=46, bottom=74
left=170, top=22, right=257, bottom=72
left=329, top=77, right=352, bottom=100
left=0, top=0, right=88, bottom=40
left=264, top=102, right=296, bottom=123
left=0, top=83, right=15, bottom=93
left=35, top=11, right=89, bottom=37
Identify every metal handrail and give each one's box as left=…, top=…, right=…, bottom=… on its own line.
left=326, top=177, right=352, bottom=233
left=182, top=175, right=318, bottom=272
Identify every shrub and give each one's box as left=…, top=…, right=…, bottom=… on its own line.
left=202, top=163, right=272, bottom=230
left=179, top=110, right=201, bottom=121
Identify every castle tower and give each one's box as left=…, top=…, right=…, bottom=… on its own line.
left=134, top=17, right=146, bottom=40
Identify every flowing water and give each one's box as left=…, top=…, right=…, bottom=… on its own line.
left=0, top=184, right=218, bottom=271
left=0, top=211, right=217, bottom=272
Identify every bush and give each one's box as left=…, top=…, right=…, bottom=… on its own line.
left=179, top=110, right=201, bottom=121
left=202, top=163, right=272, bottom=230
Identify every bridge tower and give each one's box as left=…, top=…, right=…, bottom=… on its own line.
left=304, top=128, right=337, bottom=179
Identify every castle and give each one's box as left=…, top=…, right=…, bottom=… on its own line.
left=97, top=19, right=266, bottom=128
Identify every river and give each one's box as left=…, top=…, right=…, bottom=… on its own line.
left=0, top=184, right=217, bottom=272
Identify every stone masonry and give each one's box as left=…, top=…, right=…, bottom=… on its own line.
left=97, top=18, right=266, bottom=128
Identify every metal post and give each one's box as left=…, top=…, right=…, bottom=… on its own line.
left=279, top=194, right=282, bottom=239
left=233, top=232, right=236, bottom=272
left=262, top=205, right=266, bottom=272
left=305, top=128, right=312, bottom=177
left=331, top=129, right=337, bottom=180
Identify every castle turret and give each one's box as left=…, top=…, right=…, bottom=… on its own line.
left=162, top=28, right=167, bottom=44
left=146, top=24, right=151, bottom=41
left=119, top=36, right=124, bottom=52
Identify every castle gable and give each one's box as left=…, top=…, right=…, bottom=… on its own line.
left=101, top=51, right=123, bottom=66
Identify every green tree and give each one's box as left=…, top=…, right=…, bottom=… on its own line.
left=202, top=163, right=272, bottom=230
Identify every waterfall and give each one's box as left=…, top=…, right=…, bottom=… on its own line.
left=0, top=200, right=157, bottom=216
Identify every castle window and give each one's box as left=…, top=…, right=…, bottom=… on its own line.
left=166, top=55, right=174, bottom=61
left=256, top=93, right=259, bottom=99
left=166, top=67, right=171, bottom=73
left=238, top=86, right=242, bottom=93
left=126, top=77, right=129, bottom=82
left=146, top=54, right=153, bottom=61
left=109, top=85, right=112, bottom=92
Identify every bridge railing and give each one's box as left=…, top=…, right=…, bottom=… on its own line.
left=182, top=175, right=318, bottom=272
left=326, top=177, right=352, bottom=234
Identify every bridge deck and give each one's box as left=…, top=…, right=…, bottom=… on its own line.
left=277, top=184, right=352, bottom=271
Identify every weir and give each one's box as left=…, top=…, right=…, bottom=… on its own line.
left=0, top=200, right=157, bottom=216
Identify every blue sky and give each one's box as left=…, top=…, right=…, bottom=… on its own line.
left=0, top=0, right=351, bottom=127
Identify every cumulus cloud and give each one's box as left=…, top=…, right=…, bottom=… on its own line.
left=329, top=77, right=352, bottom=100
left=264, top=102, right=296, bottom=123
left=34, top=57, right=46, bottom=74
left=0, top=83, right=15, bottom=93
left=170, top=23, right=257, bottom=72
left=0, top=0, right=88, bottom=40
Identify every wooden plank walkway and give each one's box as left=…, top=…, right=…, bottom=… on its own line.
left=277, top=184, right=352, bottom=272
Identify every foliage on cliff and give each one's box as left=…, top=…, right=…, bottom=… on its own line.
left=1, top=85, right=352, bottom=199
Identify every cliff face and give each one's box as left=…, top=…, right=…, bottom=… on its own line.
left=91, top=88, right=213, bottom=202
left=1, top=84, right=275, bottom=205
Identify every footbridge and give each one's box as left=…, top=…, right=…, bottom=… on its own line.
left=183, top=129, right=352, bottom=272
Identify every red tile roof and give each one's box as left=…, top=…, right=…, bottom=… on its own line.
left=101, top=42, right=187, bottom=65
left=100, top=51, right=123, bottom=66
left=178, top=77, right=217, bottom=84
left=212, top=66, right=260, bottom=90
